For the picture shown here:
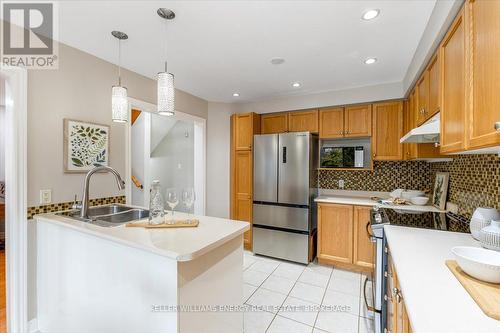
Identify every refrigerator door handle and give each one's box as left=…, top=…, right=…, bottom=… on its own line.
left=282, top=146, right=287, bottom=163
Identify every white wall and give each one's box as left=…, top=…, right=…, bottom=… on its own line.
left=0, top=78, right=4, bottom=184
left=150, top=120, right=195, bottom=213
left=233, top=81, right=404, bottom=114
left=206, top=102, right=234, bottom=218
left=131, top=112, right=148, bottom=207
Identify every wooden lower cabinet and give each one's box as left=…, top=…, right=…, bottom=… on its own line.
left=388, top=250, right=412, bottom=333
left=317, top=203, right=374, bottom=272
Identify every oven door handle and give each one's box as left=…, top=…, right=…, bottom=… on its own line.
left=363, top=277, right=381, bottom=314
left=366, top=221, right=375, bottom=239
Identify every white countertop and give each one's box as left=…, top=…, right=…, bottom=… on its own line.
left=35, top=210, right=249, bottom=262
left=384, top=225, right=500, bottom=333
left=314, top=190, right=445, bottom=213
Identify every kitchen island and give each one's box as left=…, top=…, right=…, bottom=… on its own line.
left=34, top=210, right=249, bottom=333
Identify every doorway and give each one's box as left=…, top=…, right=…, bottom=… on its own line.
left=126, top=98, right=206, bottom=215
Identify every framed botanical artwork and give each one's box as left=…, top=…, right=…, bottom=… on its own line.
left=432, top=172, right=450, bottom=210
left=64, top=119, right=110, bottom=173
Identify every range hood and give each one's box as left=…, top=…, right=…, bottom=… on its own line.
left=400, top=113, right=440, bottom=143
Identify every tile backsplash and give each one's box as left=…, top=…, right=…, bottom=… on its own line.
left=430, top=154, right=499, bottom=219
left=28, top=195, right=126, bottom=219
left=318, top=161, right=431, bottom=192
left=318, top=154, right=500, bottom=219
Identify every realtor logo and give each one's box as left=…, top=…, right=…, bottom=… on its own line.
left=1, top=1, right=58, bottom=68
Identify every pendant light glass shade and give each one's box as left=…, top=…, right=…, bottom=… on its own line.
left=157, top=71, right=175, bottom=116
left=111, top=85, right=128, bottom=122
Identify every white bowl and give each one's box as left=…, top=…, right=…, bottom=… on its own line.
left=452, top=246, right=500, bottom=283
left=401, top=190, right=425, bottom=200
left=479, top=220, right=500, bottom=252
left=410, top=196, right=429, bottom=206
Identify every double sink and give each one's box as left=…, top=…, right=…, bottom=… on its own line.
left=57, top=204, right=149, bottom=227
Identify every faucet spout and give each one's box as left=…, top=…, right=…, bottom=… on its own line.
left=79, top=166, right=125, bottom=219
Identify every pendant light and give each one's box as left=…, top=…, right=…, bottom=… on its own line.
left=111, top=30, right=129, bottom=123
left=157, top=8, right=175, bottom=116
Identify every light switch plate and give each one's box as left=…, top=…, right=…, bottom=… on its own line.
left=40, top=189, right=52, bottom=204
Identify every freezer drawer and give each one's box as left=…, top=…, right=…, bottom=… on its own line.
left=253, top=227, right=309, bottom=264
left=253, top=204, right=309, bottom=232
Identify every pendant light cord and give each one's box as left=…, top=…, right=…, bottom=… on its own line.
left=164, top=18, right=168, bottom=73
left=118, top=39, right=122, bottom=86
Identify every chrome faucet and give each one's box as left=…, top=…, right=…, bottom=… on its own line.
left=80, top=166, right=125, bottom=219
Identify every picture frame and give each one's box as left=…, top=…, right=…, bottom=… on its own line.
left=432, top=172, right=450, bottom=210
left=63, top=119, right=110, bottom=173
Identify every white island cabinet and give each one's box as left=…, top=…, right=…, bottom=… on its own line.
left=34, top=212, right=249, bottom=333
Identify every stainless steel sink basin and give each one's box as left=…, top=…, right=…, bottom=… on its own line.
left=56, top=204, right=149, bottom=227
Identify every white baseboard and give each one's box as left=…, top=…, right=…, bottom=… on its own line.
left=28, top=318, right=39, bottom=333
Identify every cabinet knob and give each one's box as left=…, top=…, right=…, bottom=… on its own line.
left=495, top=122, right=500, bottom=131
left=339, top=131, right=343, bottom=134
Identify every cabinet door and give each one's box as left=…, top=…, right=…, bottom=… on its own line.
left=372, top=102, right=403, bottom=160
left=345, top=104, right=372, bottom=137
left=261, top=113, right=288, bottom=134
left=317, top=203, right=353, bottom=264
left=353, top=206, right=374, bottom=269
left=466, top=0, right=500, bottom=150
left=440, top=9, right=466, bottom=153
left=288, top=110, right=319, bottom=133
left=234, top=113, right=254, bottom=150
left=428, top=53, right=440, bottom=118
left=234, top=150, right=253, bottom=248
left=416, top=73, right=429, bottom=125
left=319, top=107, right=344, bottom=139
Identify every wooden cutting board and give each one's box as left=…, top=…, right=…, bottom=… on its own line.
left=446, top=260, right=500, bottom=320
left=126, top=219, right=199, bottom=229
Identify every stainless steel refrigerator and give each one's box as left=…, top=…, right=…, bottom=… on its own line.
left=253, top=132, right=318, bottom=264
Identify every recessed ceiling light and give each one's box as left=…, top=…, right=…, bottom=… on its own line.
left=271, top=57, right=285, bottom=65
left=292, top=82, right=301, bottom=88
left=362, top=9, right=380, bottom=20
left=232, top=93, right=240, bottom=97
left=364, top=58, right=377, bottom=65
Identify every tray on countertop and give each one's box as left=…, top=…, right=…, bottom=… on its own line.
left=446, top=260, right=500, bottom=320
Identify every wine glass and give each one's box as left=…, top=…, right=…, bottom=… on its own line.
left=182, top=188, right=196, bottom=223
left=165, top=188, right=179, bottom=224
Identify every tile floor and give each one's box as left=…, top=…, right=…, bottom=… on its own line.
left=243, top=251, right=375, bottom=333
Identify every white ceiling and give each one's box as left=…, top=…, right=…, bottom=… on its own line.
left=57, top=1, right=437, bottom=103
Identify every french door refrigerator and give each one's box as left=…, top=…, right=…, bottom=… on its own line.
left=253, top=132, right=318, bottom=264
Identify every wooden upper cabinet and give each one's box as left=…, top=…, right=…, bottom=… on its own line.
left=416, top=73, right=430, bottom=125
left=372, top=101, right=403, bottom=160
left=440, top=8, right=466, bottom=153
left=288, top=110, right=319, bottom=133
left=353, top=206, right=374, bottom=269
left=428, top=53, right=440, bottom=117
left=261, top=113, right=288, bottom=134
left=234, top=113, right=260, bottom=150
left=465, top=0, right=500, bottom=150
left=345, top=104, right=372, bottom=137
left=318, top=203, right=353, bottom=264
left=319, top=107, right=344, bottom=139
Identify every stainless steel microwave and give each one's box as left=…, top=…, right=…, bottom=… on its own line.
left=320, top=146, right=364, bottom=168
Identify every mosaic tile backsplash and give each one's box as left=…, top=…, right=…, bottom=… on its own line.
left=28, top=195, right=126, bottom=219
left=318, top=155, right=500, bottom=219
left=318, top=161, right=432, bottom=192
left=430, top=154, right=499, bottom=219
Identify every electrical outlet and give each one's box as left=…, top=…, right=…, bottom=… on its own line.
left=338, top=179, right=345, bottom=190
left=40, top=189, right=52, bottom=204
